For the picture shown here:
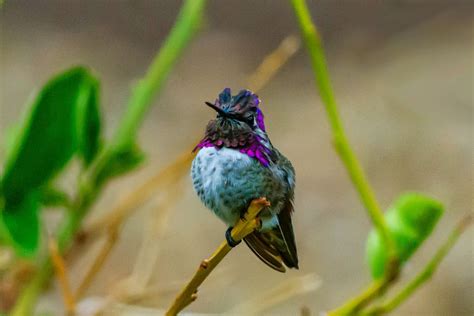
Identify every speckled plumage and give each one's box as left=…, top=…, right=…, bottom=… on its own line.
left=191, top=88, right=298, bottom=271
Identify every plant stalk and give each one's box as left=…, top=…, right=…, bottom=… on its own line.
left=112, top=0, right=205, bottom=150
left=289, top=0, right=396, bottom=265
left=290, top=1, right=401, bottom=314
left=361, top=215, right=472, bottom=316
left=10, top=1, right=206, bottom=314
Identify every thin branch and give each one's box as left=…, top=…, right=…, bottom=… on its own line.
left=111, top=268, right=232, bottom=306
left=165, top=197, right=270, bottom=316
left=225, top=273, right=321, bottom=316
left=326, top=279, right=388, bottom=316
left=48, top=238, right=76, bottom=315
left=77, top=300, right=220, bottom=316
left=84, top=151, right=193, bottom=238
left=74, top=226, right=119, bottom=299
left=72, top=154, right=191, bottom=300
left=247, top=35, right=301, bottom=92
left=361, top=215, right=473, bottom=316
left=111, top=179, right=183, bottom=302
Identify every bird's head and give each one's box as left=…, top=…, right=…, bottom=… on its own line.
left=205, top=88, right=266, bottom=132
left=195, top=88, right=273, bottom=166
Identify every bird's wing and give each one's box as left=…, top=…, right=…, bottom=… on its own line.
left=274, top=150, right=298, bottom=268
left=243, top=204, right=299, bottom=271
left=276, top=201, right=299, bottom=268
left=243, top=148, right=298, bottom=271
left=243, top=232, right=286, bottom=272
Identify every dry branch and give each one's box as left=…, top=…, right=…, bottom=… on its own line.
left=48, top=238, right=76, bottom=315
left=165, top=197, right=270, bottom=316
left=225, top=273, right=321, bottom=316
left=75, top=227, right=119, bottom=300
left=74, top=152, right=193, bottom=298
left=84, top=152, right=194, bottom=237
left=111, top=178, right=184, bottom=302
left=247, top=35, right=301, bottom=92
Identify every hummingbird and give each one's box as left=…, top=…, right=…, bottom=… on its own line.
left=191, top=88, right=298, bottom=272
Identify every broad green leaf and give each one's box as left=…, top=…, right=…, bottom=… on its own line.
left=0, top=196, right=6, bottom=244
left=1, top=66, right=96, bottom=203
left=94, top=144, right=145, bottom=187
left=1, top=192, right=40, bottom=257
left=366, top=193, right=444, bottom=279
left=2, top=123, right=21, bottom=157
left=76, top=77, right=102, bottom=165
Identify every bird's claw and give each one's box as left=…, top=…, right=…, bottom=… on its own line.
left=225, top=226, right=241, bottom=247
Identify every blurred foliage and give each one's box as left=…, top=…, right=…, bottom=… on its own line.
left=2, top=67, right=98, bottom=202
left=366, top=193, right=444, bottom=279
left=290, top=0, right=467, bottom=315
left=0, top=67, right=100, bottom=255
left=3, top=1, right=206, bottom=315
left=93, top=143, right=145, bottom=187
left=38, top=186, right=71, bottom=209
left=0, top=191, right=40, bottom=257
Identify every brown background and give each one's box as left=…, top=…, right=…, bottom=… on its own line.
left=1, top=1, right=473, bottom=315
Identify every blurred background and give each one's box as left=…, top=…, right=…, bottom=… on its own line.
left=1, top=0, right=473, bottom=315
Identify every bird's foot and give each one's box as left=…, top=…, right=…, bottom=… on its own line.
left=225, top=226, right=241, bottom=247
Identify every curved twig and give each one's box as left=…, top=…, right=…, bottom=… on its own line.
left=165, top=197, right=270, bottom=316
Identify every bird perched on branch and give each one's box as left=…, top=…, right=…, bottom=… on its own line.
left=191, top=88, right=298, bottom=272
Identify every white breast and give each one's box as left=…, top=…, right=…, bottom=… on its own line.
left=191, top=147, right=253, bottom=225
left=193, top=147, right=252, bottom=194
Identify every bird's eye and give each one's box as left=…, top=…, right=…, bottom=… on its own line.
left=242, top=114, right=254, bottom=125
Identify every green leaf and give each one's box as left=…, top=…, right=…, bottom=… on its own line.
left=39, top=186, right=71, bottom=208
left=0, top=192, right=40, bottom=257
left=94, top=143, right=145, bottom=187
left=366, top=193, right=444, bottom=279
left=1, top=66, right=96, bottom=203
left=2, top=123, right=21, bottom=157
left=76, top=77, right=102, bottom=165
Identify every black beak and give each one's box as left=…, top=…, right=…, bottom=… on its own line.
left=205, top=101, right=228, bottom=117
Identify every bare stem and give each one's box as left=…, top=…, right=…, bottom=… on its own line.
left=247, top=35, right=301, bottom=92
left=74, top=226, right=119, bottom=300
left=165, top=198, right=270, bottom=316
left=48, top=238, right=76, bottom=315
left=226, top=273, right=321, bottom=315
left=83, top=151, right=194, bottom=238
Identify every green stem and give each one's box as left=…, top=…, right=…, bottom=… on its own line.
left=10, top=1, right=206, bottom=315
left=289, top=0, right=395, bottom=261
left=6, top=262, right=52, bottom=316
left=10, top=188, right=95, bottom=316
left=327, top=280, right=386, bottom=316
left=361, top=215, right=472, bottom=316
left=113, top=0, right=205, bottom=150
